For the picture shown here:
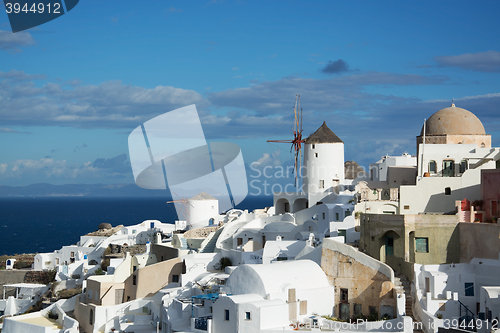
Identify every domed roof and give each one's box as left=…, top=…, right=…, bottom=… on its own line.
left=421, top=103, right=486, bottom=136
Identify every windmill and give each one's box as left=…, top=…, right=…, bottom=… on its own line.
left=167, top=192, right=194, bottom=228
left=267, top=95, right=305, bottom=188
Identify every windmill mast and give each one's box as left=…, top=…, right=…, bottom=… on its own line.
left=267, top=95, right=305, bottom=188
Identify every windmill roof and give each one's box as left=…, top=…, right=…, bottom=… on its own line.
left=189, top=191, right=217, bottom=201
left=305, top=122, right=343, bottom=144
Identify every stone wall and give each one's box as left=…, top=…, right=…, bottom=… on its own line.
left=321, top=238, right=396, bottom=320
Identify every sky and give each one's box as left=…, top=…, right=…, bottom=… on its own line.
left=1, top=0, right=500, bottom=189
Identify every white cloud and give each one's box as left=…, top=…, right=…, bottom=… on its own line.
left=0, top=155, right=134, bottom=185
left=435, top=51, right=500, bottom=73
left=0, top=72, right=207, bottom=128
left=0, top=30, right=35, bottom=53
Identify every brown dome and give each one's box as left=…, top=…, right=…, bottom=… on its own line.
left=421, top=104, right=485, bottom=136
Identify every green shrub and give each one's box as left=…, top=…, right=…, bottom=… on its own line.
left=219, top=257, right=232, bottom=270
left=94, top=268, right=105, bottom=275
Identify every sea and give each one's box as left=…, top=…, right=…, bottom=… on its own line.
left=0, top=196, right=273, bottom=256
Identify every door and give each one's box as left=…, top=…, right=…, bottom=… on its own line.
left=340, top=303, right=350, bottom=321
left=385, top=236, right=394, bottom=256
left=443, top=160, right=454, bottom=177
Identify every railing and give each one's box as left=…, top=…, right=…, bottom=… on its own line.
left=457, top=300, right=476, bottom=332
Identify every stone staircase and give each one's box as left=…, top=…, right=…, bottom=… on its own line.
left=200, top=227, right=224, bottom=253
left=394, top=273, right=424, bottom=333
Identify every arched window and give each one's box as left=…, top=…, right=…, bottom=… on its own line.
left=429, top=160, right=437, bottom=174
left=481, top=142, right=485, bottom=148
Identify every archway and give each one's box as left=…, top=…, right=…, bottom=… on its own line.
left=275, top=198, right=290, bottom=215
left=292, top=198, right=308, bottom=213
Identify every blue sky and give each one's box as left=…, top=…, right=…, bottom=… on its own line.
left=1, top=0, right=500, bottom=187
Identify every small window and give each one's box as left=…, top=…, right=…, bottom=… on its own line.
left=345, top=209, right=351, bottom=217
left=90, top=309, right=94, bottom=325
left=481, top=142, right=485, bottom=148
left=245, top=311, right=251, bottom=320
left=315, top=153, right=318, bottom=158
left=415, top=238, right=429, bottom=253
left=210, top=306, right=213, bottom=313
left=445, top=187, right=451, bottom=195
left=496, top=160, right=500, bottom=169
left=312, top=144, right=315, bottom=149
left=172, top=275, right=179, bottom=283
left=340, top=288, right=348, bottom=302
left=404, top=205, right=410, bottom=210
left=284, top=202, right=290, bottom=212
left=319, top=180, right=324, bottom=188
left=70, top=252, right=75, bottom=257
left=322, top=212, right=326, bottom=219
left=369, top=306, right=377, bottom=316
left=237, top=238, right=243, bottom=246
left=335, top=212, right=339, bottom=221
left=132, top=229, right=136, bottom=234
left=225, top=309, right=230, bottom=321
left=133, top=275, right=137, bottom=285
left=371, top=236, right=375, bottom=241
left=429, top=161, right=437, bottom=174
left=465, top=283, right=474, bottom=297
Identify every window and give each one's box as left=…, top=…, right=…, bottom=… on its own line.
left=481, top=142, right=485, bottom=148
left=315, top=153, right=318, bottom=158
left=319, top=180, right=324, bottom=188
left=429, top=160, right=437, bottom=173
left=491, top=200, right=498, bottom=217
left=445, top=187, right=451, bottom=195
left=354, top=304, right=362, bottom=316
left=225, top=309, right=230, bottom=321
left=496, top=160, right=500, bottom=169
left=245, top=311, right=251, bottom=320
left=70, top=252, right=75, bottom=257
left=300, top=300, right=307, bottom=315
left=133, top=275, right=137, bottom=285
left=404, top=205, right=410, bottom=210
left=172, top=275, right=179, bottom=283
left=369, top=306, right=377, bottom=316
left=322, top=212, right=325, bottom=219
left=460, top=160, right=468, bottom=174
left=415, top=238, right=429, bottom=253
left=237, top=238, right=243, bottom=246
left=89, top=309, right=94, bottom=325
left=345, top=209, right=351, bottom=217
left=340, top=288, right=348, bottom=302
left=70, top=258, right=75, bottom=263
left=284, top=202, right=290, bottom=212
left=210, top=306, right=213, bottom=313
left=335, top=212, right=339, bottom=221
left=465, top=283, right=474, bottom=297
left=312, top=144, right=315, bottom=149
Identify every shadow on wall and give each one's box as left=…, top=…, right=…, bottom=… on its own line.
left=424, top=184, right=481, bottom=213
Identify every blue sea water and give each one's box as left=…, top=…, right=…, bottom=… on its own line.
left=0, top=196, right=272, bottom=256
